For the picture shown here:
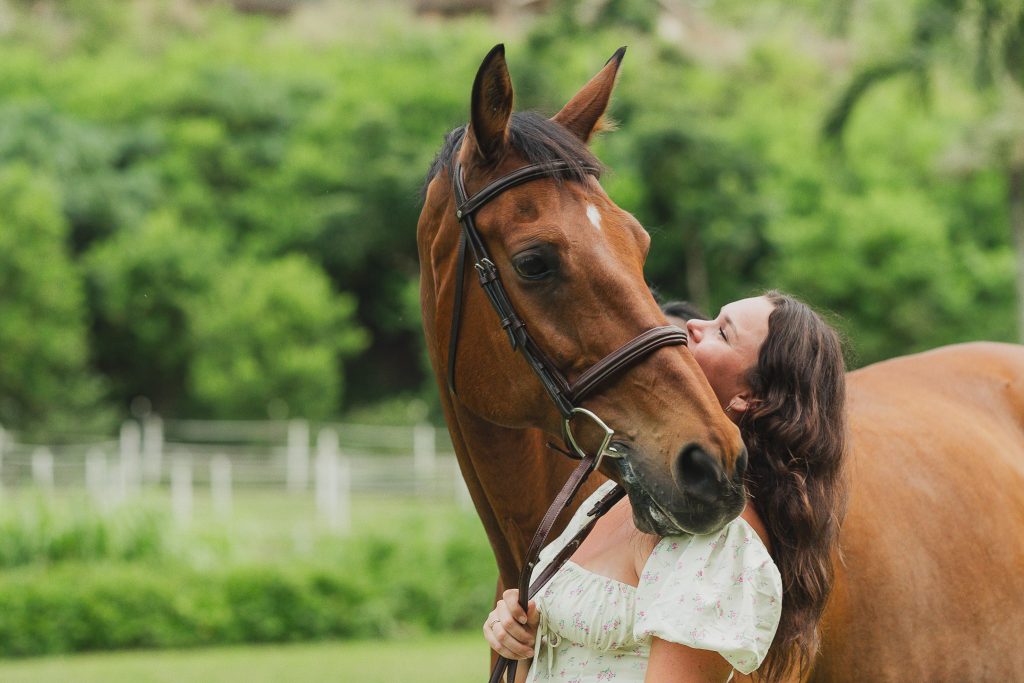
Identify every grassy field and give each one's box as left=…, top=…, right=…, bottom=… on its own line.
left=1, top=487, right=489, bottom=565
left=0, top=633, right=488, bottom=683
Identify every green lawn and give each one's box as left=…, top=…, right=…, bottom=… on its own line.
left=0, top=633, right=489, bottom=683
left=3, top=487, right=488, bottom=565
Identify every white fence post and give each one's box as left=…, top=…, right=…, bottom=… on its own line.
left=142, top=415, right=164, bottom=484
left=286, top=419, right=310, bottom=492
left=0, top=420, right=460, bottom=519
left=31, top=447, right=54, bottom=492
left=315, top=427, right=338, bottom=516
left=211, top=454, right=232, bottom=518
left=414, top=423, right=436, bottom=495
left=336, top=453, right=351, bottom=534
left=171, top=454, right=193, bottom=525
left=315, top=428, right=350, bottom=534
left=120, top=420, right=142, bottom=497
left=85, top=448, right=108, bottom=506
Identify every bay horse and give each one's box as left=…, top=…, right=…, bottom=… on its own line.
left=417, top=45, right=748, bottom=592
left=732, top=342, right=1024, bottom=682
left=804, top=341, right=1024, bottom=681
left=420, top=46, right=1024, bottom=682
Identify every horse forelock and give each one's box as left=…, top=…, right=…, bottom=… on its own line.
left=420, top=112, right=604, bottom=200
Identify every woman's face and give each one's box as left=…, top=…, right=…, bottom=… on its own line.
left=684, top=296, right=774, bottom=413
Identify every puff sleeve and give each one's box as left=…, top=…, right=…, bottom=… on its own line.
left=633, top=518, right=782, bottom=675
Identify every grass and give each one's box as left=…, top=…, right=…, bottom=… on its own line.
left=0, top=489, right=499, bottom=659
left=0, top=632, right=489, bottom=683
left=0, top=487, right=487, bottom=566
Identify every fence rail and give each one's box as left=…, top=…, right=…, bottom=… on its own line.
left=0, top=419, right=470, bottom=533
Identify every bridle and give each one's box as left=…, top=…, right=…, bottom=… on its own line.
left=447, top=158, right=687, bottom=465
left=445, top=156, right=687, bottom=683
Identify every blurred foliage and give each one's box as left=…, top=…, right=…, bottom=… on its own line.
left=0, top=495, right=495, bottom=656
left=821, top=0, right=1024, bottom=339
left=188, top=254, right=368, bottom=419
left=0, top=495, right=166, bottom=568
left=0, top=0, right=1017, bottom=431
left=0, top=164, right=113, bottom=435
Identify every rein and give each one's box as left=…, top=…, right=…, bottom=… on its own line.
left=444, top=158, right=686, bottom=683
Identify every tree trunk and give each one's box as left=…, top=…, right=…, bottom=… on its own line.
left=1010, top=164, right=1024, bottom=342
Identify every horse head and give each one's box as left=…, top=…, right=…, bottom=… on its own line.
left=419, top=45, right=746, bottom=537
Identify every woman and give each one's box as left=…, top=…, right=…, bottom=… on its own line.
left=483, top=290, right=848, bottom=683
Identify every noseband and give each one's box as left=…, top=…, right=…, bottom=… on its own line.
left=445, top=157, right=686, bottom=683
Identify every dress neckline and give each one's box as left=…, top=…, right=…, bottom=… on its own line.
left=563, top=532, right=674, bottom=591
left=558, top=481, right=766, bottom=590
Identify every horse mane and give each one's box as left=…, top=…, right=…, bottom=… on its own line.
left=421, top=111, right=603, bottom=198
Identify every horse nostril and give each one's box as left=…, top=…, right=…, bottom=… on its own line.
left=675, top=444, right=725, bottom=504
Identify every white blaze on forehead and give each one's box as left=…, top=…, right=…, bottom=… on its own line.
left=586, top=203, right=602, bottom=231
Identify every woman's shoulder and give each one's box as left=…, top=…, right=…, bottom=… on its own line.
left=633, top=511, right=783, bottom=675
left=637, top=508, right=782, bottom=618
left=739, top=500, right=771, bottom=554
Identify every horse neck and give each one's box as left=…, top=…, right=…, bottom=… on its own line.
left=418, top=187, right=606, bottom=585
left=442, top=398, right=606, bottom=586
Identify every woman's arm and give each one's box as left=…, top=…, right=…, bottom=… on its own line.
left=645, top=637, right=734, bottom=683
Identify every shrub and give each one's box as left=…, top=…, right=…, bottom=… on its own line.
left=0, top=499, right=167, bottom=569
left=0, top=499, right=497, bottom=656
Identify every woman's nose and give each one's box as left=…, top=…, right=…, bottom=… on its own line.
left=686, top=319, right=702, bottom=343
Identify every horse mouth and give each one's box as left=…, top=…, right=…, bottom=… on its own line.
left=630, top=490, right=681, bottom=536
left=613, top=457, right=691, bottom=536
left=612, top=452, right=741, bottom=537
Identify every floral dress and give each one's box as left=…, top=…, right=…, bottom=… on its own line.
left=525, top=480, right=782, bottom=682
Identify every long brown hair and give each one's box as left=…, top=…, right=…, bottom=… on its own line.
left=739, top=290, right=849, bottom=682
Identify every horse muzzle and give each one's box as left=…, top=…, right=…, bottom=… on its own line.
left=612, top=444, right=747, bottom=537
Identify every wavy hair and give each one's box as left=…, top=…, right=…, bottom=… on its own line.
left=739, top=291, right=849, bottom=682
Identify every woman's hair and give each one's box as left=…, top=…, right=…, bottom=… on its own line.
left=659, top=300, right=706, bottom=323
left=739, top=290, right=849, bottom=682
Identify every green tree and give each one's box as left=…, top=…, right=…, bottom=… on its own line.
left=0, top=103, right=159, bottom=252
left=187, top=254, right=369, bottom=419
left=0, top=164, right=111, bottom=435
left=823, top=0, right=1024, bottom=338
left=84, top=210, right=225, bottom=415
left=634, top=127, right=770, bottom=314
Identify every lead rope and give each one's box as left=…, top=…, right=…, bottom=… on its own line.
left=488, top=453, right=625, bottom=683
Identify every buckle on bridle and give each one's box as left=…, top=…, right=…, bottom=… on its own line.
left=562, top=407, right=620, bottom=470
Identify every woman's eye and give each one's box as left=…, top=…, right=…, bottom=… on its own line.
left=513, top=253, right=553, bottom=280
left=719, top=327, right=728, bottom=341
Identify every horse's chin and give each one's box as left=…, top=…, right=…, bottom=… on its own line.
left=625, top=483, right=692, bottom=536
left=614, top=457, right=740, bottom=537
left=630, top=498, right=678, bottom=536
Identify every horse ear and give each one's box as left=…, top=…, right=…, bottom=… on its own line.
left=553, top=46, right=626, bottom=143
left=469, top=44, right=514, bottom=163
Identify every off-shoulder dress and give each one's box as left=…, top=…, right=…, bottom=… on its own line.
left=525, top=480, right=782, bottom=682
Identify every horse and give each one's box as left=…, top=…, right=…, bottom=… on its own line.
left=417, top=44, right=748, bottom=593
left=420, top=46, right=1024, bottom=682
left=802, top=341, right=1024, bottom=681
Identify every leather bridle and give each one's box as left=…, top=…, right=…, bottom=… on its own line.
left=444, top=156, right=687, bottom=683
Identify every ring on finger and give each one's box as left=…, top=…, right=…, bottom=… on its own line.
left=489, top=618, right=500, bottom=630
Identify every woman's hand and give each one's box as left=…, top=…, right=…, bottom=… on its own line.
left=482, top=589, right=540, bottom=660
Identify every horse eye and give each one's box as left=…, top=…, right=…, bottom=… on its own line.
left=512, top=252, right=554, bottom=280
